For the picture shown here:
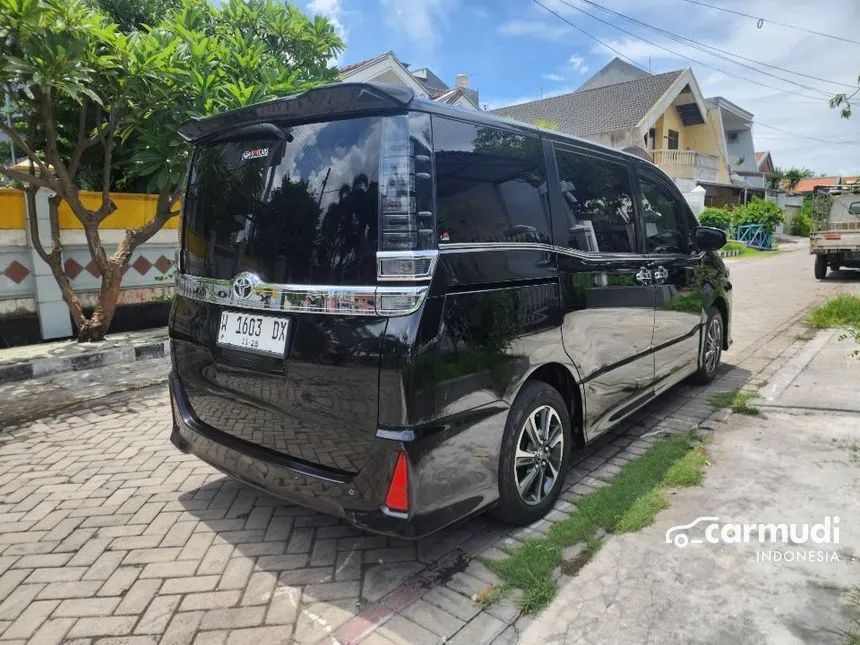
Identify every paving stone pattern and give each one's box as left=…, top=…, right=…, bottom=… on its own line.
left=0, top=250, right=856, bottom=644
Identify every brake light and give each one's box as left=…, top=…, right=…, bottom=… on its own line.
left=384, top=452, right=409, bottom=513
left=824, top=233, right=842, bottom=240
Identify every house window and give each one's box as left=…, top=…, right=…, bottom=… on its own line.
left=648, top=128, right=656, bottom=150
left=667, top=129, right=679, bottom=150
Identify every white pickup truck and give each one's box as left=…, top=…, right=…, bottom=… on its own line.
left=810, top=188, right=860, bottom=279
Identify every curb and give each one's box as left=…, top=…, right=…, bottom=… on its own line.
left=0, top=339, right=169, bottom=385
left=718, top=249, right=741, bottom=257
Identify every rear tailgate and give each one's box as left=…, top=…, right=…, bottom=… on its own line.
left=811, top=226, right=860, bottom=253
left=171, top=299, right=386, bottom=476
left=173, top=112, right=393, bottom=476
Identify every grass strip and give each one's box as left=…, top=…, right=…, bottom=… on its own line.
left=486, top=432, right=708, bottom=613
left=708, top=389, right=760, bottom=415
left=808, top=295, right=860, bottom=329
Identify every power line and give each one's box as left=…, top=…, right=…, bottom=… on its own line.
left=756, top=121, right=860, bottom=145
left=552, top=0, right=834, bottom=100
left=529, top=0, right=649, bottom=72
left=682, top=0, right=860, bottom=47
left=575, top=0, right=858, bottom=91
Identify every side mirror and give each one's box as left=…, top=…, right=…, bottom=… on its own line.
left=695, top=226, right=727, bottom=251
left=849, top=201, right=860, bottom=215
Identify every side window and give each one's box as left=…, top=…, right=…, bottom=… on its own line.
left=553, top=147, right=636, bottom=253
left=433, top=117, right=551, bottom=244
left=638, top=176, right=691, bottom=254
left=667, top=129, right=679, bottom=150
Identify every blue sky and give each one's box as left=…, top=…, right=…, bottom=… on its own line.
left=307, top=0, right=860, bottom=175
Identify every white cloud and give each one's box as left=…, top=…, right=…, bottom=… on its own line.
left=308, top=0, right=347, bottom=42
left=543, top=73, right=566, bottom=82
left=489, top=0, right=860, bottom=172
left=569, top=0, right=860, bottom=174
left=569, top=54, right=589, bottom=75
left=497, top=19, right=572, bottom=42
left=307, top=0, right=349, bottom=65
left=380, top=0, right=455, bottom=56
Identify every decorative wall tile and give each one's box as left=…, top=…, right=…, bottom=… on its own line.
left=4, top=259, right=31, bottom=284
left=154, top=255, right=172, bottom=274
left=132, top=255, right=153, bottom=275
left=64, top=258, right=84, bottom=280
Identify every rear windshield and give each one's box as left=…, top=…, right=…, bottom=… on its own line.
left=182, top=116, right=384, bottom=285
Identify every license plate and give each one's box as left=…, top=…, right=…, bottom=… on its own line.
left=217, top=311, right=289, bottom=356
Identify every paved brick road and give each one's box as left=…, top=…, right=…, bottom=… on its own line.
left=0, top=248, right=856, bottom=645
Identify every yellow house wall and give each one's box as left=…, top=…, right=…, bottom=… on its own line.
left=683, top=106, right=731, bottom=184
left=0, top=190, right=178, bottom=230
left=58, top=191, right=179, bottom=229
left=0, top=190, right=26, bottom=229
left=653, top=108, right=685, bottom=150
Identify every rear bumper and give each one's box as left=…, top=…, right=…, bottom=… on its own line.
left=169, top=374, right=499, bottom=538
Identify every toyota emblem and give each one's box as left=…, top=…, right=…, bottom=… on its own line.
left=232, top=272, right=260, bottom=300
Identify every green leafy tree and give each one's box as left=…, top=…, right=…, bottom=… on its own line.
left=829, top=79, right=858, bottom=119
left=766, top=167, right=785, bottom=191
left=783, top=167, right=814, bottom=191
left=732, top=197, right=785, bottom=235
left=698, top=207, right=732, bottom=233
left=790, top=212, right=812, bottom=237
left=90, top=0, right=181, bottom=31
left=0, top=0, right=342, bottom=341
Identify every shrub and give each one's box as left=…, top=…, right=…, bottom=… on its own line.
left=790, top=212, right=813, bottom=237
left=698, top=207, right=732, bottom=233
left=732, top=197, right=785, bottom=235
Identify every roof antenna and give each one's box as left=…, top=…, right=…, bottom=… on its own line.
left=649, top=56, right=652, bottom=72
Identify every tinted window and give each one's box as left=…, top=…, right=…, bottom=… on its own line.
left=183, top=116, right=383, bottom=284
left=553, top=148, right=636, bottom=253
left=433, top=117, right=551, bottom=244
left=639, top=176, right=690, bottom=254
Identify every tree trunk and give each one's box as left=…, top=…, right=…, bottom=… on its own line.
left=76, top=262, right=124, bottom=342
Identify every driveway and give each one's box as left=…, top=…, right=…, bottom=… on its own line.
left=0, top=246, right=857, bottom=645
left=520, top=250, right=860, bottom=645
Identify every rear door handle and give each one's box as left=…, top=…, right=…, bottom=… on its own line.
left=652, top=265, right=669, bottom=284
left=635, top=267, right=652, bottom=285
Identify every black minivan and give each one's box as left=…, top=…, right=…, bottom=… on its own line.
left=169, top=82, right=731, bottom=537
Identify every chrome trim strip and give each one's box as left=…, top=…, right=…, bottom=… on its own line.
left=439, top=242, right=646, bottom=260
left=441, top=241, right=585, bottom=258
left=376, top=249, right=439, bottom=282
left=175, top=274, right=428, bottom=317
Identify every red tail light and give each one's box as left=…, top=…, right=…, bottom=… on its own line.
left=384, top=452, right=409, bottom=513
left=824, top=233, right=842, bottom=240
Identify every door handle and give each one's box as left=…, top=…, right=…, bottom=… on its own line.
left=652, top=265, right=669, bottom=284
left=635, top=267, right=652, bottom=285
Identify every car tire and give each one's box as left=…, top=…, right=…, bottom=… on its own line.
left=492, top=381, right=572, bottom=526
left=691, top=307, right=723, bottom=385
left=814, top=255, right=828, bottom=280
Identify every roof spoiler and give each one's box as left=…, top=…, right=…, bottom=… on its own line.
left=178, top=82, right=416, bottom=143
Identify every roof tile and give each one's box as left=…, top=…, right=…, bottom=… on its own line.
left=490, top=70, right=683, bottom=136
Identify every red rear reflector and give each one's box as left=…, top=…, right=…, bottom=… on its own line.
left=824, top=233, right=842, bottom=240
left=385, top=452, right=409, bottom=513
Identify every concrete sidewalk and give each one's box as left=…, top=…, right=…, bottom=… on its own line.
left=521, top=328, right=860, bottom=645
left=0, top=327, right=168, bottom=384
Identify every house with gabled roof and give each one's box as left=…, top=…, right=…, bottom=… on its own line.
left=338, top=51, right=480, bottom=110
left=491, top=58, right=771, bottom=207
